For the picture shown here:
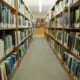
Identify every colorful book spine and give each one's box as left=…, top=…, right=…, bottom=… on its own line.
left=63, top=51, right=80, bottom=78
left=64, top=12, right=69, bottom=28
left=0, top=5, right=16, bottom=28
left=0, top=33, right=5, bottom=60
left=75, top=6, right=80, bottom=28
left=73, top=33, right=80, bottom=56
left=0, top=3, right=2, bottom=27
left=18, top=15, right=25, bottom=28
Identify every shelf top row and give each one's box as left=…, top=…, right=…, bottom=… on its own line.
left=0, top=27, right=33, bottom=31
left=50, top=0, right=80, bottom=20
left=45, top=27, right=80, bottom=32
left=0, top=0, right=32, bottom=20
left=52, top=0, right=80, bottom=10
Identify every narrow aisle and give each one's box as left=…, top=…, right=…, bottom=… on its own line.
left=14, top=38, right=70, bottom=80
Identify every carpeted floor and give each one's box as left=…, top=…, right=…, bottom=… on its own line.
left=14, top=37, right=70, bottom=80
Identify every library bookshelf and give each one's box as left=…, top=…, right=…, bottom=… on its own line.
left=0, top=0, right=34, bottom=80
left=45, top=0, right=80, bottom=80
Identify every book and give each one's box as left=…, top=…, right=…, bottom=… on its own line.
left=55, top=1, right=63, bottom=14
left=71, top=59, right=80, bottom=76
left=0, top=3, right=2, bottom=27
left=1, top=5, right=16, bottom=28
left=2, top=6, right=7, bottom=27
left=11, top=52, right=18, bottom=68
left=0, top=33, right=5, bottom=60
left=64, top=32, right=68, bottom=47
left=18, top=30, right=26, bottom=44
left=12, top=31, right=17, bottom=48
left=5, top=33, right=12, bottom=54
left=4, top=31, right=17, bottom=54
left=67, top=32, right=75, bottom=50
left=64, top=12, right=69, bottom=28
left=57, top=15, right=62, bottom=28
left=17, top=0, right=25, bottom=14
left=63, top=51, right=80, bottom=77
left=0, top=62, right=8, bottom=80
left=75, top=6, right=80, bottom=28
left=70, top=11, right=76, bottom=28
left=56, top=31, right=62, bottom=43
left=5, top=56, right=14, bottom=79
left=19, top=42, right=27, bottom=59
left=63, top=52, right=69, bottom=65
left=18, top=15, right=25, bottom=28
left=73, top=33, right=80, bottom=56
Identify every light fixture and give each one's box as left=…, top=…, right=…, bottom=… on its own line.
left=39, top=0, right=42, bottom=13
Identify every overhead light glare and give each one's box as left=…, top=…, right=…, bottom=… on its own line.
left=39, top=0, right=42, bottom=13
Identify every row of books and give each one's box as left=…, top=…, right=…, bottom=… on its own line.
left=55, top=1, right=64, bottom=14
left=56, top=31, right=80, bottom=56
left=0, top=29, right=29, bottom=60
left=46, top=34, right=80, bottom=80
left=0, top=4, right=16, bottom=28
left=46, top=29, right=80, bottom=57
left=0, top=31, right=17, bottom=60
left=18, top=15, right=25, bottom=28
left=51, top=0, right=68, bottom=17
left=0, top=3, right=33, bottom=29
left=56, top=43, right=62, bottom=59
left=48, top=31, right=80, bottom=56
left=19, top=42, right=27, bottom=59
left=50, top=6, right=80, bottom=29
left=56, top=31, right=62, bottom=44
left=56, top=15, right=63, bottom=28
left=63, top=51, right=80, bottom=80
left=5, top=31, right=17, bottom=54
left=70, top=6, right=80, bottom=28
left=18, top=30, right=28, bottom=45
left=64, top=12, right=69, bottom=28
left=0, top=51, right=18, bottom=80
left=55, top=42, right=80, bottom=80
left=18, top=15, right=29, bottom=28
left=17, top=0, right=31, bottom=19
left=64, top=32, right=80, bottom=56
left=17, top=0, right=25, bottom=14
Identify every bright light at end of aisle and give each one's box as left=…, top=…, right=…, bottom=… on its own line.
left=39, top=0, right=42, bottom=13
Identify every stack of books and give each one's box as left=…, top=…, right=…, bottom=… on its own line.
left=0, top=4, right=16, bottom=28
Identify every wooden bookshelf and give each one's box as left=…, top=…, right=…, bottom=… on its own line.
left=0, top=28, right=17, bottom=31
left=45, top=0, right=80, bottom=78
left=45, top=27, right=80, bottom=32
left=0, top=0, right=34, bottom=79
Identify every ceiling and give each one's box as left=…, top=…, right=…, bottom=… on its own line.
left=26, top=0, right=57, bottom=19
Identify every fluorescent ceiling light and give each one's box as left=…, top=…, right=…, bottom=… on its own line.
left=39, top=0, right=42, bottom=13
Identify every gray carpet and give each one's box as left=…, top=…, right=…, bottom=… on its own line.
left=14, top=37, right=70, bottom=80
